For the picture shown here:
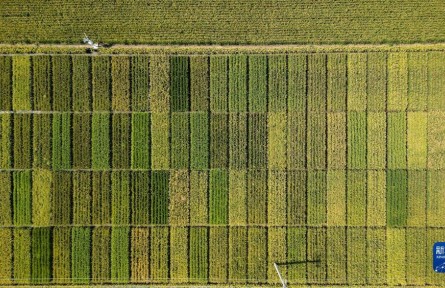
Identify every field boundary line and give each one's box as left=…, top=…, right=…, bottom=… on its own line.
left=4, top=43, right=445, bottom=55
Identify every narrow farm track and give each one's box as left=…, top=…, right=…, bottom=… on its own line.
left=0, top=45, right=445, bottom=287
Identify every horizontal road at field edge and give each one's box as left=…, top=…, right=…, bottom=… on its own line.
left=3, top=43, right=445, bottom=55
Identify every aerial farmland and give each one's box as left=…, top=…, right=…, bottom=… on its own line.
left=0, top=1, right=445, bottom=287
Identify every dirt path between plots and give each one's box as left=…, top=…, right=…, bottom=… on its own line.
left=3, top=43, right=445, bottom=55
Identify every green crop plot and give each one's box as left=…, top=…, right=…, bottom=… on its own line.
left=0, top=49, right=444, bottom=287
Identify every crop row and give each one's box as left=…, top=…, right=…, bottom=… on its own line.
left=1, top=169, right=444, bottom=228
left=0, top=227, right=444, bottom=285
left=2, top=52, right=445, bottom=112
left=0, top=111, right=441, bottom=170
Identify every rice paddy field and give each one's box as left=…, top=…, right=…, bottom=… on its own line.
left=2, top=1, right=445, bottom=287
left=0, top=49, right=444, bottom=287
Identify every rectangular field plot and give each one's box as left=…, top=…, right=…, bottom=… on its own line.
left=0, top=50, right=440, bottom=286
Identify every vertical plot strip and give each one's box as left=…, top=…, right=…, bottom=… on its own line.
left=427, top=171, right=445, bottom=227
left=347, top=171, right=367, bottom=226
left=111, top=56, right=130, bottom=111
left=209, top=169, right=228, bottom=225
left=428, top=52, right=445, bottom=111
left=287, top=171, right=307, bottom=225
left=92, top=113, right=110, bottom=169
left=72, top=55, right=91, bottom=111
left=72, top=171, right=91, bottom=225
left=170, top=227, right=188, bottom=283
left=268, top=112, right=287, bottom=169
left=52, top=228, right=70, bottom=283
left=0, top=114, right=11, bottom=169
left=347, top=53, right=367, bottom=111
left=288, top=54, right=307, bottom=112
left=32, top=114, right=51, bottom=169
left=387, top=170, right=408, bottom=227
left=248, top=227, right=266, bottom=283
left=189, top=227, right=208, bottom=283
left=190, top=112, right=209, bottom=170
left=32, top=170, right=51, bottom=226
left=52, top=113, right=71, bottom=170
left=248, top=55, right=267, bottom=112
left=407, top=170, right=426, bottom=227
left=131, top=55, right=150, bottom=112
left=190, top=171, right=208, bottom=225
left=327, top=227, right=346, bottom=284
left=387, top=112, right=407, bottom=169
left=327, top=53, right=346, bottom=112
left=428, top=112, right=445, bottom=169
left=307, top=112, right=326, bottom=170
left=0, top=228, right=12, bottom=284
left=92, top=56, right=111, bottom=111
left=229, top=170, right=246, bottom=225
left=130, top=228, right=149, bottom=283
left=91, top=227, right=110, bottom=283
left=169, top=170, right=190, bottom=225
left=111, top=227, right=130, bottom=283
left=12, top=56, right=31, bottom=111
left=150, top=227, right=169, bottom=283
left=190, top=55, right=209, bottom=111
left=0, top=172, right=11, bottom=225
left=287, top=112, right=306, bottom=170
left=229, top=226, right=247, bottom=283
left=72, top=114, right=91, bottom=169
left=111, top=112, right=131, bottom=169
left=367, top=228, right=386, bottom=284
left=307, top=54, right=327, bottom=112
left=268, top=55, right=287, bottom=112
left=229, top=113, right=247, bottom=169
left=71, top=227, right=91, bottom=284
left=32, top=55, right=51, bottom=111
left=307, top=171, right=327, bottom=225
left=111, top=171, right=130, bottom=225
left=248, top=113, right=267, bottom=169
left=131, top=112, right=150, bottom=169
left=170, top=113, right=190, bottom=169
left=210, top=113, right=228, bottom=168
left=52, top=172, right=72, bottom=225
left=247, top=170, right=267, bottom=225
left=31, top=228, right=51, bottom=283
left=209, top=227, right=228, bottom=283
left=130, top=171, right=150, bottom=225
left=92, top=171, right=111, bottom=225
left=151, top=171, right=169, bottom=225
left=13, top=171, right=32, bottom=226
left=151, top=113, right=169, bottom=169
left=407, top=112, right=427, bottom=169
left=150, top=56, right=170, bottom=112
left=14, top=228, right=31, bottom=284
left=287, top=227, right=306, bottom=284
left=408, top=52, right=428, bottom=111
left=210, top=56, right=228, bottom=112
left=387, top=53, right=408, bottom=111
left=327, top=112, right=346, bottom=169
left=13, top=114, right=32, bottom=169
left=52, top=55, right=72, bottom=111
left=367, top=52, right=387, bottom=112
left=228, top=55, right=247, bottom=112
left=347, top=111, right=367, bottom=169
left=0, top=56, right=12, bottom=111
left=170, top=56, right=190, bottom=112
